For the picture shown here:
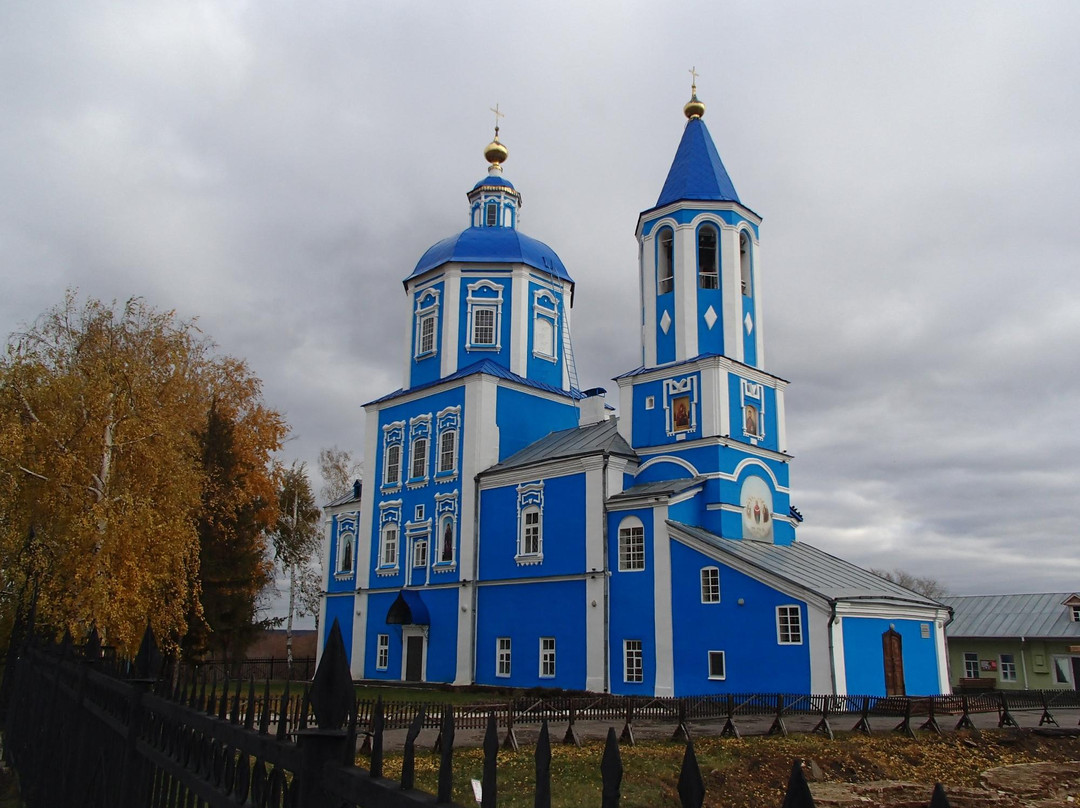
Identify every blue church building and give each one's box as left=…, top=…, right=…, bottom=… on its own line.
left=319, top=85, right=951, bottom=697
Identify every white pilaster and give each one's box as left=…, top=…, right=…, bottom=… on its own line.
left=807, top=604, right=835, bottom=695
left=442, top=273, right=461, bottom=378
left=351, top=592, right=368, bottom=678
left=831, top=616, right=848, bottom=696
left=674, top=224, right=696, bottom=361
left=935, top=620, right=951, bottom=694
left=652, top=507, right=674, bottom=696
left=510, top=267, right=529, bottom=377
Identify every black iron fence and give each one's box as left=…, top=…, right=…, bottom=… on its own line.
left=194, top=655, right=316, bottom=682
left=0, top=619, right=1038, bottom=808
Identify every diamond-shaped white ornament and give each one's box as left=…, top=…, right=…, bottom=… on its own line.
left=660, top=310, right=672, bottom=334
left=744, top=312, right=753, bottom=334
left=704, top=305, right=718, bottom=330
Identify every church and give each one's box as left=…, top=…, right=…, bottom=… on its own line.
left=318, top=83, right=951, bottom=697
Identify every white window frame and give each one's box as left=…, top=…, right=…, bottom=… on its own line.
left=337, top=529, right=354, bottom=574
left=376, top=634, right=389, bottom=670
left=740, top=379, right=765, bottom=440
left=413, top=537, right=428, bottom=568
left=496, top=637, right=511, bottom=678
left=515, top=482, right=544, bottom=564
left=708, top=650, right=726, bottom=680
left=700, top=567, right=720, bottom=603
left=1071, top=605, right=1080, bottom=622
left=437, top=428, right=457, bottom=475
left=485, top=201, right=498, bottom=227
left=963, top=652, right=980, bottom=679
left=657, top=227, right=674, bottom=295
left=466, top=280, right=504, bottom=351
left=539, top=637, right=556, bottom=678
left=410, top=437, right=428, bottom=481
left=999, top=654, right=1017, bottom=682
left=617, top=517, right=645, bottom=572
left=776, top=605, right=803, bottom=645
left=697, top=223, right=719, bottom=290
left=413, top=289, right=440, bottom=360
left=624, top=639, right=643, bottom=683
left=434, top=492, right=458, bottom=569
left=435, top=406, right=461, bottom=479
left=532, top=290, right=559, bottom=361
left=381, top=422, right=405, bottom=490
left=380, top=523, right=399, bottom=569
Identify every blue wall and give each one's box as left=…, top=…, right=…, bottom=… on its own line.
left=842, top=617, right=941, bottom=696
left=323, top=594, right=355, bottom=664
left=495, top=387, right=578, bottom=460
left=608, top=507, right=657, bottom=694
left=475, top=580, right=586, bottom=688
left=669, top=541, right=810, bottom=694
left=363, top=588, right=460, bottom=683
left=409, top=280, right=445, bottom=389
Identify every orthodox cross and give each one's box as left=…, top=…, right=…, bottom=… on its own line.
left=689, top=66, right=699, bottom=92
left=490, top=103, right=504, bottom=137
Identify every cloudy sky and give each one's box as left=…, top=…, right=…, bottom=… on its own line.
left=4, top=1, right=1079, bottom=615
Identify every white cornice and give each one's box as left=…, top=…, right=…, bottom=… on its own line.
left=636, top=200, right=763, bottom=237
left=615, top=354, right=789, bottom=390
left=635, top=434, right=792, bottom=466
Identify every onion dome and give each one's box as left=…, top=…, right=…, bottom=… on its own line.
left=684, top=68, right=706, bottom=119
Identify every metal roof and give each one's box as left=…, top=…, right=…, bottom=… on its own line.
left=608, top=476, right=706, bottom=503
left=364, top=359, right=582, bottom=408
left=942, top=593, right=1080, bottom=639
left=654, top=117, right=740, bottom=208
left=325, top=480, right=362, bottom=508
left=669, top=521, right=943, bottom=607
left=407, top=226, right=573, bottom=284
left=483, top=419, right=636, bottom=474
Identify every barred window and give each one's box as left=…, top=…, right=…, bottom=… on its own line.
left=624, top=640, right=643, bottom=683
left=777, top=605, right=802, bottom=644
left=618, top=521, right=645, bottom=571
left=701, top=567, right=719, bottom=603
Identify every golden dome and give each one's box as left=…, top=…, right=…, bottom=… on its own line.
left=484, top=136, right=508, bottom=167
left=684, top=92, right=705, bottom=120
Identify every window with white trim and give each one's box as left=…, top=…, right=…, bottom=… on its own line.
left=698, top=224, right=719, bottom=290
left=618, top=517, right=645, bottom=571
left=963, top=652, right=980, bottom=679
left=434, top=492, right=458, bottom=567
left=337, top=529, right=354, bottom=573
left=701, top=567, right=720, bottom=603
left=657, top=228, right=674, bottom=295
left=708, top=650, right=726, bottom=680
left=1071, top=605, right=1080, bottom=622
left=437, top=429, right=456, bottom=474
left=540, top=637, right=556, bottom=678
left=486, top=201, right=498, bottom=227
left=999, top=654, right=1017, bottom=682
left=410, top=437, right=428, bottom=480
left=413, top=289, right=440, bottom=360
left=1053, top=656, right=1072, bottom=684
left=776, top=605, right=802, bottom=644
left=496, top=637, right=511, bottom=677
left=532, top=290, right=559, bottom=360
left=438, top=515, right=455, bottom=564
left=380, top=524, right=398, bottom=568
left=435, top=406, right=461, bottom=478
left=624, top=640, right=643, bottom=683
left=376, top=634, right=389, bottom=670
left=382, top=422, right=405, bottom=489
left=516, top=482, right=544, bottom=563
left=466, top=281, right=504, bottom=351
left=413, top=538, right=427, bottom=568
left=739, top=230, right=753, bottom=296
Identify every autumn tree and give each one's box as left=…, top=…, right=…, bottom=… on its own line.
left=270, top=462, right=321, bottom=668
left=0, top=293, right=286, bottom=655
left=870, top=568, right=949, bottom=601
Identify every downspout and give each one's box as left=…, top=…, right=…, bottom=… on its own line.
left=602, top=452, right=611, bottom=693
left=471, top=472, right=482, bottom=685
left=827, top=599, right=838, bottom=695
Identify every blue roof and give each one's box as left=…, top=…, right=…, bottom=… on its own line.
left=408, top=226, right=573, bottom=284
left=472, top=175, right=516, bottom=191
left=655, top=117, right=740, bottom=208
left=364, top=359, right=583, bottom=407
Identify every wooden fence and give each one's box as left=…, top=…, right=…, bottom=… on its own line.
left=0, top=618, right=1035, bottom=807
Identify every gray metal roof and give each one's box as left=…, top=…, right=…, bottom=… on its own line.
left=325, top=480, right=362, bottom=509
left=942, top=593, right=1080, bottom=639
left=483, top=419, right=636, bottom=474
left=669, top=521, right=943, bottom=607
left=608, top=477, right=707, bottom=503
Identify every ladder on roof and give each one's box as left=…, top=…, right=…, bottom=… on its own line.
left=562, top=310, right=580, bottom=394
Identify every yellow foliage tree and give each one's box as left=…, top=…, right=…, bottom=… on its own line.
left=0, top=292, right=287, bottom=655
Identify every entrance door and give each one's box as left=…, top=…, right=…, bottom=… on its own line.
left=882, top=629, right=905, bottom=696
left=1072, top=657, right=1080, bottom=691
left=405, top=635, right=424, bottom=682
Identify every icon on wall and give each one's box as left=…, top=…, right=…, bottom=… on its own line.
left=672, top=395, right=692, bottom=432
left=740, top=475, right=774, bottom=541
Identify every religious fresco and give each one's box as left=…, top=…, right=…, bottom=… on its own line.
left=740, top=474, right=774, bottom=541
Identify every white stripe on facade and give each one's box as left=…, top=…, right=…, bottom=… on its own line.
left=652, top=507, right=674, bottom=696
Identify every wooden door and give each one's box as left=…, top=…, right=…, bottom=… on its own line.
left=882, top=628, right=905, bottom=696
left=405, top=635, right=424, bottom=682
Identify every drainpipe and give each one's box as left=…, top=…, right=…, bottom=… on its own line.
left=827, top=599, right=838, bottom=695
left=1020, top=636, right=1029, bottom=690
left=602, top=453, right=611, bottom=693
left=471, top=472, right=482, bottom=686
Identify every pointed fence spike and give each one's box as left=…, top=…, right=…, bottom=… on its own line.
left=928, top=783, right=952, bottom=808
left=401, top=706, right=426, bottom=791
left=298, top=683, right=311, bottom=730
left=133, top=622, right=162, bottom=680
left=310, top=618, right=353, bottom=730
left=780, top=759, right=815, bottom=808
left=482, top=712, right=498, bottom=808
left=277, top=680, right=292, bottom=741
left=85, top=626, right=102, bottom=663
left=208, top=672, right=219, bottom=716
left=436, top=704, right=455, bottom=804
left=230, top=677, right=242, bottom=724
left=534, top=720, right=552, bottom=808
left=677, top=739, right=706, bottom=808
left=601, top=727, right=623, bottom=808
left=344, top=694, right=359, bottom=766
left=259, top=678, right=272, bottom=734
left=370, top=696, right=385, bottom=779
left=244, top=677, right=257, bottom=729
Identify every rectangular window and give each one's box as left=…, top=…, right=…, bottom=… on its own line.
left=999, top=654, right=1017, bottom=682
left=522, top=509, right=541, bottom=555
left=413, top=538, right=427, bottom=568
left=473, top=307, right=496, bottom=346
left=618, top=525, right=645, bottom=571
left=438, top=429, right=457, bottom=474
left=381, top=526, right=398, bottom=567
left=411, top=437, right=428, bottom=479
left=708, top=650, right=726, bottom=680
left=414, top=505, right=425, bottom=521
left=496, top=637, right=511, bottom=678
left=777, top=605, right=802, bottom=645
left=1053, top=657, right=1071, bottom=685
left=540, top=637, right=556, bottom=678
left=700, top=568, right=720, bottom=603
left=624, top=640, right=643, bottom=683
left=383, top=444, right=401, bottom=487
left=964, top=652, right=980, bottom=679
left=417, top=313, right=436, bottom=357
left=376, top=634, right=389, bottom=670
left=1071, top=605, right=1080, bottom=622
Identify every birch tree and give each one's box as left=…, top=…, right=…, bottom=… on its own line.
left=271, top=462, right=320, bottom=669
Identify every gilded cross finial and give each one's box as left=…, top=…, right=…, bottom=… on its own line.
left=689, top=66, right=699, bottom=93
left=684, top=68, right=706, bottom=120
left=490, top=103, right=504, bottom=138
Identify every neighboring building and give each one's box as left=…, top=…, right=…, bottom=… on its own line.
left=318, top=84, right=951, bottom=696
left=943, top=593, right=1080, bottom=691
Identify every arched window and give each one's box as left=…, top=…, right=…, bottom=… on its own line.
left=617, top=516, right=645, bottom=571
left=440, top=515, right=455, bottom=563
left=380, top=524, right=398, bottom=568
left=519, top=505, right=542, bottom=556
left=338, top=530, right=355, bottom=573
left=437, top=428, right=457, bottom=474
left=740, top=231, right=753, bottom=296
left=384, top=444, right=401, bottom=486
left=657, top=228, right=674, bottom=295
left=485, top=201, right=498, bottom=227
left=698, top=224, right=718, bottom=289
